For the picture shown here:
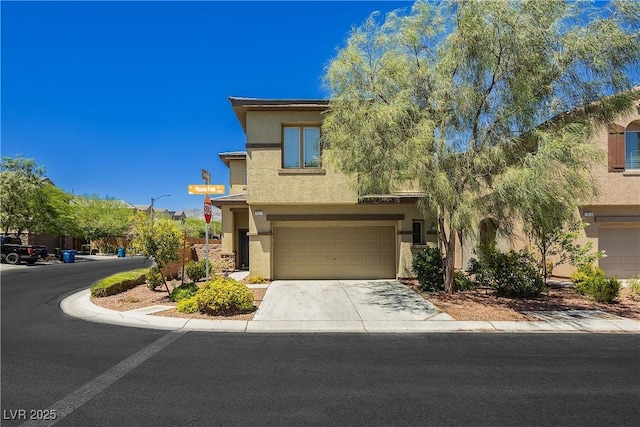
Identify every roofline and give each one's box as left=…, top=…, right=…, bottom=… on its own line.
left=228, top=96, right=330, bottom=133
left=210, top=193, right=248, bottom=208
left=219, top=151, right=247, bottom=167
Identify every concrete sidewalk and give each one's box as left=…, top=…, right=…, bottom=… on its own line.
left=61, top=280, right=640, bottom=333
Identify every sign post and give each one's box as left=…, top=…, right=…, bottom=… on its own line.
left=204, top=194, right=212, bottom=281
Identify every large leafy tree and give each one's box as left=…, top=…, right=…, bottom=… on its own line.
left=322, top=0, right=640, bottom=292
left=73, top=194, right=133, bottom=247
left=31, top=183, right=79, bottom=237
left=0, top=156, right=47, bottom=236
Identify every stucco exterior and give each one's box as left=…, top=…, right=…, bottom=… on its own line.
left=217, top=97, right=640, bottom=280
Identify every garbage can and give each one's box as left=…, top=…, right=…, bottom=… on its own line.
left=117, top=247, right=126, bottom=258
left=62, top=250, right=75, bottom=263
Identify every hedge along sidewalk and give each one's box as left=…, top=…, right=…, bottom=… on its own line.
left=90, top=268, right=149, bottom=297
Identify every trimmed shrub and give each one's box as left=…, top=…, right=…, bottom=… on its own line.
left=90, top=268, right=148, bottom=297
left=146, top=266, right=165, bottom=290
left=628, top=275, right=640, bottom=299
left=571, top=264, right=621, bottom=303
left=412, top=247, right=444, bottom=292
left=247, top=275, right=268, bottom=284
left=454, top=270, right=477, bottom=291
left=176, top=298, right=199, bottom=314
left=170, top=282, right=199, bottom=302
left=185, top=260, right=207, bottom=282
left=191, top=277, right=254, bottom=315
left=467, top=249, right=546, bottom=297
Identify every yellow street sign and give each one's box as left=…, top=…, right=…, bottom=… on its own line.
left=188, top=184, right=225, bottom=195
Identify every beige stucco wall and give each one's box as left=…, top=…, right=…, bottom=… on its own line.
left=246, top=110, right=324, bottom=144
left=247, top=148, right=358, bottom=204
left=588, top=109, right=640, bottom=205
left=228, top=159, right=247, bottom=195
left=220, top=206, right=235, bottom=255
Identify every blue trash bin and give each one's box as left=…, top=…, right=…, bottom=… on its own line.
left=117, top=247, right=126, bottom=257
left=62, top=250, right=75, bottom=263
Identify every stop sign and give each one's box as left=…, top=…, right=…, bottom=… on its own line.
left=204, top=194, right=212, bottom=223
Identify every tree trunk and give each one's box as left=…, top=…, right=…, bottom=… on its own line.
left=438, top=210, right=457, bottom=294
left=443, top=223, right=456, bottom=294
left=160, top=268, right=172, bottom=298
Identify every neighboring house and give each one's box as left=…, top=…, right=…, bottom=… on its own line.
left=571, top=107, right=640, bottom=279
left=214, top=96, right=639, bottom=280
left=212, top=98, right=434, bottom=279
left=133, top=204, right=153, bottom=215
left=457, top=104, right=640, bottom=280
left=172, top=210, right=187, bottom=221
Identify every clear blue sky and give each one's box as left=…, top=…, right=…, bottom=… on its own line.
left=2, top=0, right=413, bottom=212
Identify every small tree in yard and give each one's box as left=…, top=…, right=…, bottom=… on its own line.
left=130, top=211, right=182, bottom=296
left=322, top=0, right=640, bottom=293
left=522, top=200, right=603, bottom=280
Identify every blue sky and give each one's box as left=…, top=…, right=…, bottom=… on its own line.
left=2, top=0, right=413, bottom=212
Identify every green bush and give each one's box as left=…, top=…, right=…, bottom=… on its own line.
left=571, top=264, right=621, bottom=303
left=185, top=260, right=207, bottom=282
left=467, top=248, right=546, bottom=297
left=176, top=298, right=199, bottom=314
left=454, top=270, right=477, bottom=291
left=182, top=277, right=254, bottom=316
left=247, top=275, right=268, bottom=284
left=628, top=275, right=640, bottom=298
left=170, top=282, right=199, bottom=302
left=146, top=266, right=165, bottom=290
left=412, top=247, right=444, bottom=292
left=90, top=268, right=148, bottom=297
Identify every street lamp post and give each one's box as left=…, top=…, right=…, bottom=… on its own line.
left=150, top=194, right=171, bottom=224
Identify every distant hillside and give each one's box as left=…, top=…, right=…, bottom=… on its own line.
left=183, top=207, right=221, bottom=221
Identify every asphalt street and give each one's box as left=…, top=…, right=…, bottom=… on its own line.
left=2, top=258, right=639, bottom=426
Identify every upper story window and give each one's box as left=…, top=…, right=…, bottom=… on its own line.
left=609, top=121, right=640, bottom=171
left=625, top=129, right=639, bottom=169
left=283, top=126, right=320, bottom=168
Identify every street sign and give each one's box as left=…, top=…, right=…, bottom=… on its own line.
left=201, top=169, right=211, bottom=183
left=204, top=194, right=212, bottom=223
left=188, top=184, right=225, bottom=195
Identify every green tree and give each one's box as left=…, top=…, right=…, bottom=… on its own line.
left=322, top=0, right=639, bottom=292
left=32, top=184, right=79, bottom=237
left=181, top=216, right=207, bottom=238
left=521, top=199, right=603, bottom=280
left=0, top=156, right=47, bottom=236
left=73, top=195, right=133, bottom=249
left=130, top=211, right=182, bottom=296
left=211, top=220, right=222, bottom=237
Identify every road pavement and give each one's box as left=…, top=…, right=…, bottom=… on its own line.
left=2, top=258, right=639, bottom=426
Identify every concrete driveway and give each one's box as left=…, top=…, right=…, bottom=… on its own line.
left=253, top=280, right=446, bottom=321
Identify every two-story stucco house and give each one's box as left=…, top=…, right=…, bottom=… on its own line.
left=214, top=97, right=640, bottom=281
left=212, top=98, right=435, bottom=280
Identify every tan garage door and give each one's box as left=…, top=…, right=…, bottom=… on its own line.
left=599, top=227, right=640, bottom=279
left=273, top=226, right=396, bottom=280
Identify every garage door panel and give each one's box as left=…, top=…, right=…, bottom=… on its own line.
left=599, top=226, right=640, bottom=279
left=274, top=226, right=396, bottom=280
left=350, top=241, right=365, bottom=252
left=349, top=227, right=364, bottom=238
left=335, top=241, right=350, bottom=252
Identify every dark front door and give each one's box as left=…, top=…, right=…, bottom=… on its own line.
left=238, top=229, right=249, bottom=270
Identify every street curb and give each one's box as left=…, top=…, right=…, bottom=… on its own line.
left=60, top=289, right=640, bottom=334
